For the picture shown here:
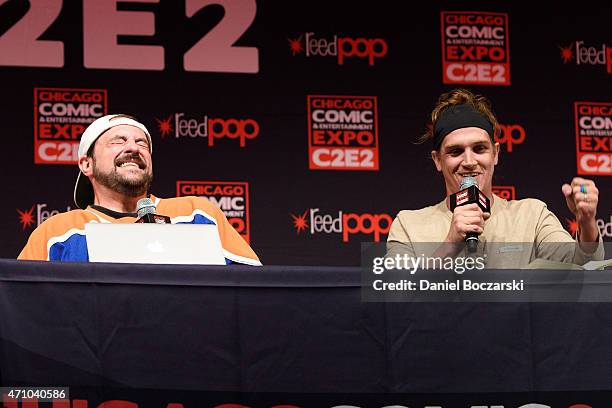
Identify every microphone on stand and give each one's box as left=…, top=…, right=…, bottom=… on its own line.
left=135, top=198, right=171, bottom=224
left=449, top=176, right=490, bottom=253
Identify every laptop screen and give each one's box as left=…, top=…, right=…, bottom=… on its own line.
left=85, top=223, right=226, bottom=265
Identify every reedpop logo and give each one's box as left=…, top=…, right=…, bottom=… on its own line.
left=17, top=203, right=72, bottom=230
left=288, top=32, right=388, bottom=65
left=156, top=113, right=260, bottom=147
left=496, top=124, right=526, bottom=152
left=559, top=41, right=612, bottom=73
left=566, top=216, right=612, bottom=239
left=291, top=208, right=392, bottom=242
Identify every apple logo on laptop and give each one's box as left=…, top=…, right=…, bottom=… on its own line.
left=147, top=240, right=165, bottom=253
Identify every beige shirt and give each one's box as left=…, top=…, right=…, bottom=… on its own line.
left=387, top=195, right=604, bottom=268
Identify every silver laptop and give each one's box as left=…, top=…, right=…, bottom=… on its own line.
left=85, top=223, right=226, bottom=265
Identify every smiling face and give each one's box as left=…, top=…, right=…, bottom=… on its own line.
left=431, top=126, right=499, bottom=198
left=87, top=125, right=153, bottom=198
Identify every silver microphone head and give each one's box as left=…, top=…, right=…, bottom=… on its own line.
left=136, top=198, right=156, bottom=218
left=460, top=176, right=478, bottom=190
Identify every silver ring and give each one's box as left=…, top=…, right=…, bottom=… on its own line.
left=583, top=193, right=588, bottom=202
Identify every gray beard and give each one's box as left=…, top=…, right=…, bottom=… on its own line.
left=92, top=159, right=153, bottom=197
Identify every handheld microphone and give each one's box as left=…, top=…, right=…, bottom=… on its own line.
left=449, top=176, right=490, bottom=253
left=135, top=198, right=171, bottom=224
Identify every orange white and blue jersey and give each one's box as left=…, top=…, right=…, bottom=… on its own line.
left=18, top=195, right=261, bottom=266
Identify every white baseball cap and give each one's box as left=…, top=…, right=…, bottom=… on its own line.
left=73, top=114, right=152, bottom=209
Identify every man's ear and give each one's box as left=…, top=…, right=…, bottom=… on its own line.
left=431, top=150, right=442, bottom=172
left=79, top=156, right=93, bottom=177
left=493, top=142, right=500, bottom=165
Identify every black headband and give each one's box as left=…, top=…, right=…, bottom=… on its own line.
left=432, top=104, right=494, bottom=150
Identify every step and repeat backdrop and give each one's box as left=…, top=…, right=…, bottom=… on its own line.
left=1, top=1, right=610, bottom=265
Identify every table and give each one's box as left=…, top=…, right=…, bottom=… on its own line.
left=1, top=259, right=611, bottom=407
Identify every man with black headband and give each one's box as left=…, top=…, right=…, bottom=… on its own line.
left=18, top=114, right=261, bottom=266
left=387, top=88, right=603, bottom=267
